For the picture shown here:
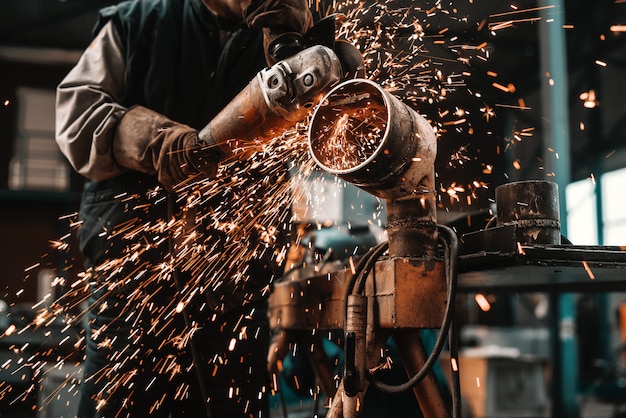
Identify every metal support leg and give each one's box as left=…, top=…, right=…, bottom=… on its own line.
left=302, top=333, right=338, bottom=399
left=394, top=329, right=451, bottom=418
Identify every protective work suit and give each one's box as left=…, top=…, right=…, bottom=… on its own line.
left=55, top=0, right=312, bottom=416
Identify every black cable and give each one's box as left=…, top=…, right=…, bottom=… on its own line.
left=448, top=319, right=461, bottom=418
left=441, top=226, right=461, bottom=418
left=345, top=242, right=388, bottom=296
left=355, top=242, right=390, bottom=295
left=309, top=387, right=321, bottom=418
left=364, top=225, right=459, bottom=400
left=342, top=242, right=389, bottom=326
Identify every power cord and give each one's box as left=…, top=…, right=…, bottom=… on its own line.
left=342, top=224, right=461, bottom=417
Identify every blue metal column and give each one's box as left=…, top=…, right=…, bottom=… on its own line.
left=538, top=2, right=579, bottom=417
left=592, top=141, right=611, bottom=382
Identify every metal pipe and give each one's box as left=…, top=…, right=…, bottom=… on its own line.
left=394, top=329, right=451, bottom=418
left=308, top=79, right=438, bottom=258
left=495, top=180, right=561, bottom=244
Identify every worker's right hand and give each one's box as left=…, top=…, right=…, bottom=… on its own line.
left=243, top=0, right=314, bottom=65
left=113, top=106, right=225, bottom=191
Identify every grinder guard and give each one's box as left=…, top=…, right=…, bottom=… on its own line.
left=199, top=45, right=343, bottom=150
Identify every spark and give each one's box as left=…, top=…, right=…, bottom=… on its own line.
left=175, top=301, right=185, bottom=314
left=489, top=5, right=555, bottom=18
left=369, top=356, right=393, bottom=372
left=4, top=324, right=17, bottom=336
left=582, top=260, right=595, bottom=280
left=10, top=0, right=528, bottom=410
left=448, top=144, right=471, bottom=168
left=580, top=90, right=599, bottom=108
left=24, top=263, right=40, bottom=272
left=481, top=104, right=495, bottom=122
left=311, top=99, right=387, bottom=171
left=450, top=357, right=458, bottom=372
left=474, top=294, right=491, bottom=312
left=494, top=102, right=530, bottom=110
left=492, top=82, right=515, bottom=93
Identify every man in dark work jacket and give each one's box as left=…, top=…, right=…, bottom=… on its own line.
left=55, top=0, right=312, bottom=416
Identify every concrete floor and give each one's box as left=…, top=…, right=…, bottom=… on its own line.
left=2, top=398, right=623, bottom=417
left=267, top=398, right=626, bottom=418
left=581, top=399, right=626, bottom=418
left=2, top=385, right=622, bottom=417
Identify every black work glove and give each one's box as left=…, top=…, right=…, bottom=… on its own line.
left=113, top=106, right=226, bottom=191
left=243, top=0, right=314, bottom=65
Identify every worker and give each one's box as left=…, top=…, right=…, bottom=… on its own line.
left=55, top=0, right=314, bottom=416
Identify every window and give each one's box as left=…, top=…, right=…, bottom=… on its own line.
left=566, top=167, right=626, bottom=246
left=601, top=167, right=626, bottom=246
left=566, top=177, right=598, bottom=245
left=8, top=86, right=69, bottom=192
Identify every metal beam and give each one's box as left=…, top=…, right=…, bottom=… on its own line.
left=538, top=2, right=579, bottom=417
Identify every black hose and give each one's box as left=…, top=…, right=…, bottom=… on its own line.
left=363, top=225, right=459, bottom=402
left=442, top=226, right=461, bottom=418
left=342, top=241, right=389, bottom=326
left=355, top=242, right=390, bottom=295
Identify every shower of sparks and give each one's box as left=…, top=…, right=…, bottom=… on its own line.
left=310, top=97, right=388, bottom=171
left=0, top=0, right=554, bottom=413
left=333, top=0, right=486, bottom=108
left=503, top=126, right=536, bottom=153
left=448, top=144, right=472, bottom=168
left=487, top=5, right=554, bottom=31
left=318, top=113, right=363, bottom=170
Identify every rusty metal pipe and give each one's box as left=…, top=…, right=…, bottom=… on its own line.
left=495, top=180, right=561, bottom=244
left=308, top=79, right=438, bottom=258
left=394, top=329, right=452, bottom=418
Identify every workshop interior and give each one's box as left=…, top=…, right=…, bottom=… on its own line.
left=2, top=0, right=626, bottom=417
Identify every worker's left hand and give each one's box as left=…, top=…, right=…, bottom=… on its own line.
left=113, top=105, right=225, bottom=191
left=243, top=0, right=314, bottom=65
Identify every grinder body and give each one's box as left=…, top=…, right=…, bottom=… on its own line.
left=198, top=45, right=343, bottom=151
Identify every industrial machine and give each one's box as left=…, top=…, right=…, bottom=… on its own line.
left=268, top=78, right=460, bottom=418
left=188, top=20, right=626, bottom=412
left=266, top=77, right=626, bottom=418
